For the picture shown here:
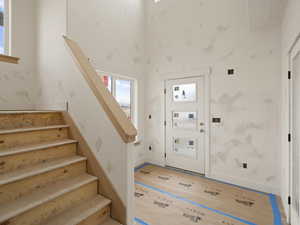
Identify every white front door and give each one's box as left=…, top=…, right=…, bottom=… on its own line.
left=291, top=39, right=300, bottom=225
left=165, top=77, right=206, bottom=174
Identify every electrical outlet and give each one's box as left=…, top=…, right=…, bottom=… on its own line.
left=212, top=118, right=221, bottom=123
left=228, top=69, right=235, bottom=75
left=149, top=145, right=152, bottom=151
left=149, top=115, right=152, bottom=119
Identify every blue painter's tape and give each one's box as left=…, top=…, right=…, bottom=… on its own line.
left=134, top=163, right=151, bottom=172
left=134, top=217, right=150, bottom=225
left=136, top=181, right=258, bottom=225
left=269, top=194, right=283, bottom=225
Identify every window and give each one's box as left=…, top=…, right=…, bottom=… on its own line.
left=100, top=73, right=136, bottom=125
left=173, top=83, right=196, bottom=102
left=172, top=112, right=197, bottom=130
left=173, top=137, right=197, bottom=158
left=115, top=79, right=132, bottom=120
left=0, top=0, right=8, bottom=54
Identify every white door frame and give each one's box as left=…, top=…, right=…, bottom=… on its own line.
left=288, top=32, right=300, bottom=225
left=163, top=69, right=211, bottom=175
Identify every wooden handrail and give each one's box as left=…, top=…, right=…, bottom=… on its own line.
left=63, top=36, right=137, bottom=143
left=0, top=54, right=20, bottom=64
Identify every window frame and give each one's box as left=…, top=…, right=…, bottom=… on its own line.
left=97, top=70, right=138, bottom=129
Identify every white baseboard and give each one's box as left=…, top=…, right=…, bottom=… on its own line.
left=208, top=172, right=280, bottom=195
left=280, top=192, right=290, bottom=224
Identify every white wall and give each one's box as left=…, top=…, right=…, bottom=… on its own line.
left=67, top=0, right=146, bottom=167
left=144, top=0, right=282, bottom=194
left=281, top=0, right=300, bottom=218
left=0, top=0, right=37, bottom=110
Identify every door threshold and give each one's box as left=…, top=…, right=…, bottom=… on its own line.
left=165, top=165, right=205, bottom=177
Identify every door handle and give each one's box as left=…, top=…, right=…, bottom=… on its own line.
left=200, top=129, right=205, bottom=133
left=200, top=122, right=205, bottom=126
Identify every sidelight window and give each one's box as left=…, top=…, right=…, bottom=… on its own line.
left=0, top=0, right=8, bottom=54
left=100, top=73, right=136, bottom=125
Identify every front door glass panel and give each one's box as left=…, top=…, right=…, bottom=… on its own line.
left=173, top=137, right=197, bottom=159
left=173, top=83, right=196, bottom=102
left=172, top=112, right=197, bottom=130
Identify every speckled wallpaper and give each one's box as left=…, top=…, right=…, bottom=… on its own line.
left=144, top=0, right=282, bottom=194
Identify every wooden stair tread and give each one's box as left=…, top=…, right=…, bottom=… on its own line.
left=0, top=155, right=87, bottom=185
left=0, top=111, right=120, bottom=225
left=0, top=111, right=62, bottom=114
left=0, top=125, right=69, bottom=135
left=0, top=139, right=78, bottom=157
left=0, top=174, right=98, bottom=223
left=43, top=195, right=111, bottom=225
left=102, top=218, right=123, bottom=225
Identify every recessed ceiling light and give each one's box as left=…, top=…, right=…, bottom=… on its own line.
left=154, top=0, right=161, bottom=3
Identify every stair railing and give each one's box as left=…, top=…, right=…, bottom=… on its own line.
left=63, top=36, right=137, bottom=143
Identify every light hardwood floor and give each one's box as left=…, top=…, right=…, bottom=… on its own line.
left=134, top=164, right=287, bottom=225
